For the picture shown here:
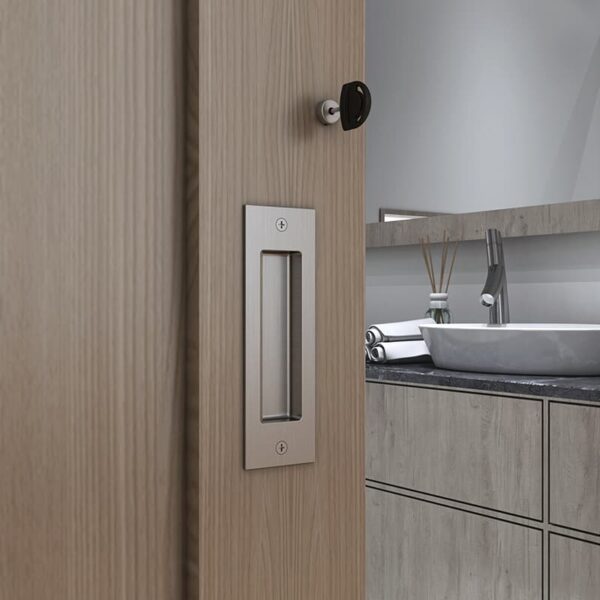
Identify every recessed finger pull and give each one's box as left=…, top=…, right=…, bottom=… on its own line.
left=316, top=80, right=371, bottom=130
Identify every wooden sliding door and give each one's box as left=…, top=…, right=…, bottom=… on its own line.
left=0, top=1, right=365, bottom=597
left=185, top=0, right=365, bottom=598
left=0, top=2, right=184, bottom=598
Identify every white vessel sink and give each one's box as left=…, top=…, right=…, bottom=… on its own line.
left=420, top=323, right=600, bottom=376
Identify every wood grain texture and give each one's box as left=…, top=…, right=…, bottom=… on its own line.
left=366, top=198, right=600, bottom=248
left=550, top=534, right=600, bottom=600
left=367, top=488, right=543, bottom=600
left=366, top=383, right=543, bottom=519
left=0, top=2, right=184, bottom=599
left=550, top=403, right=600, bottom=535
left=184, top=0, right=365, bottom=598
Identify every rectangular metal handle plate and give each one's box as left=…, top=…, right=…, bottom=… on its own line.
left=244, top=205, right=315, bottom=469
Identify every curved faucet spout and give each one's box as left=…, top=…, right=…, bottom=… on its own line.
left=481, top=229, right=510, bottom=324
left=480, top=264, right=505, bottom=307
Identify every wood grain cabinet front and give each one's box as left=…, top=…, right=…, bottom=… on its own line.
left=550, top=534, right=600, bottom=600
left=550, top=402, right=600, bottom=535
left=366, top=383, right=543, bottom=519
left=367, top=488, right=543, bottom=600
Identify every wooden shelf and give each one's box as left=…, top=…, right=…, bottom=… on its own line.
left=366, top=198, right=600, bottom=248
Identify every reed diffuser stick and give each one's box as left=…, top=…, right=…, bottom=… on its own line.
left=420, top=233, right=460, bottom=293
left=439, top=231, right=448, bottom=293
left=444, top=241, right=459, bottom=293
left=426, top=236, right=437, bottom=292
left=420, top=238, right=435, bottom=291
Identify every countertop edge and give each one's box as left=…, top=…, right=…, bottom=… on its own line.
left=365, top=363, right=600, bottom=403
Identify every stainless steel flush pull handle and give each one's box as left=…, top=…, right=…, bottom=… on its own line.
left=316, top=80, right=372, bottom=130
left=244, top=206, right=315, bottom=470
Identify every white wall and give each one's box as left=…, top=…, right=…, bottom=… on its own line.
left=366, top=0, right=600, bottom=222
left=365, top=0, right=600, bottom=326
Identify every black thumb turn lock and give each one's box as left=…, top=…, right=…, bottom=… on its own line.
left=316, top=80, right=371, bottom=131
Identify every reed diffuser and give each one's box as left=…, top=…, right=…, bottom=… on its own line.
left=420, top=233, right=459, bottom=324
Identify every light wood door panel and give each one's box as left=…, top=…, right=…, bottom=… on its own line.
left=367, top=488, right=543, bottom=600
left=550, top=402, right=600, bottom=535
left=366, top=383, right=543, bottom=518
left=0, top=2, right=184, bottom=598
left=550, top=534, right=600, bottom=600
left=185, top=0, right=365, bottom=598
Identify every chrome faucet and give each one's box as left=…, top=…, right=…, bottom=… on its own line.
left=480, top=229, right=510, bottom=325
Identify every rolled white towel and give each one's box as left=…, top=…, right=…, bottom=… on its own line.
left=370, top=340, right=431, bottom=364
left=365, top=318, right=435, bottom=346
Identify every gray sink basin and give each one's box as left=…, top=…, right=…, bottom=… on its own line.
left=419, top=323, right=600, bottom=376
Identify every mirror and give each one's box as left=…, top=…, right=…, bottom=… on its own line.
left=366, top=1, right=600, bottom=223
left=378, top=208, right=443, bottom=223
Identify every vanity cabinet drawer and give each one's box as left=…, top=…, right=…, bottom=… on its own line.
left=366, top=383, right=543, bottom=518
left=550, top=534, right=600, bottom=600
left=367, top=488, right=542, bottom=600
left=550, top=402, right=600, bottom=534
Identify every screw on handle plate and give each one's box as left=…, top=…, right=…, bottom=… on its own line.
left=275, top=440, right=288, bottom=455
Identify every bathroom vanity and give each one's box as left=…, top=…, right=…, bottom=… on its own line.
left=366, top=363, right=600, bottom=599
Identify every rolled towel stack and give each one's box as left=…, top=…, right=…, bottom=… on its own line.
left=365, top=318, right=434, bottom=364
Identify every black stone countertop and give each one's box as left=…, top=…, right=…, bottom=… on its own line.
left=366, top=362, right=600, bottom=402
